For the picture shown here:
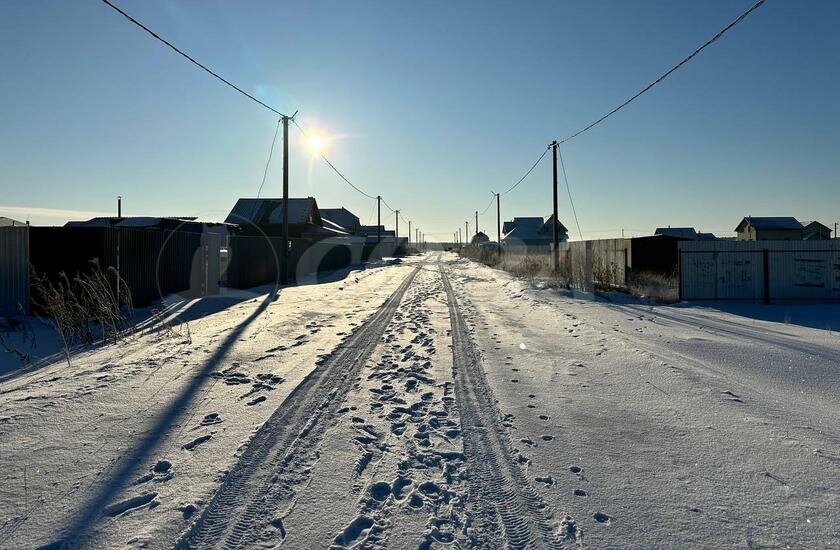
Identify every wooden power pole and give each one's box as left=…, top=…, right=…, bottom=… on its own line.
left=550, top=140, right=559, bottom=271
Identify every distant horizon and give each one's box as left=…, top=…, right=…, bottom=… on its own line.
left=2, top=1, right=839, bottom=240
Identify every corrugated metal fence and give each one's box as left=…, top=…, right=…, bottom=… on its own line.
left=28, top=227, right=219, bottom=308
left=679, top=240, right=840, bottom=302
left=226, top=236, right=364, bottom=289
left=0, top=227, right=30, bottom=315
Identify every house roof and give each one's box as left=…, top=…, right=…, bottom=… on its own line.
left=359, top=225, right=395, bottom=237
left=803, top=220, right=831, bottom=230
left=65, top=216, right=234, bottom=231
left=735, top=216, right=802, bottom=232
left=225, top=197, right=320, bottom=226
left=320, top=218, right=352, bottom=236
left=0, top=217, right=26, bottom=227
left=320, top=208, right=360, bottom=233
left=542, top=215, right=569, bottom=236
left=696, top=232, right=718, bottom=241
left=503, top=217, right=552, bottom=241
left=471, top=231, right=490, bottom=244
left=655, top=227, right=698, bottom=239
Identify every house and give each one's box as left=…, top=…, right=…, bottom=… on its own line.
left=502, top=215, right=568, bottom=249
left=655, top=227, right=697, bottom=240
left=320, top=208, right=361, bottom=235
left=802, top=221, right=832, bottom=240
left=542, top=215, right=569, bottom=242
left=654, top=227, right=717, bottom=241
left=225, top=197, right=348, bottom=238
left=358, top=225, right=396, bottom=242
left=735, top=217, right=803, bottom=241
left=471, top=231, right=490, bottom=245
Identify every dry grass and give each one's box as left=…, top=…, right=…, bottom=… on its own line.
left=461, top=247, right=680, bottom=303
left=30, top=260, right=133, bottom=365
left=626, top=271, right=679, bottom=303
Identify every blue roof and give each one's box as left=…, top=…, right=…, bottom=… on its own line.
left=736, top=217, right=802, bottom=231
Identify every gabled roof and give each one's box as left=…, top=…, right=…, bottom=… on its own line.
left=503, top=217, right=549, bottom=241
left=471, top=231, right=490, bottom=244
left=735, top=216, right=802, bottom=232
left=320, top=208, right=360, bottom=233
left=655, top=227, right=698, bottom=239
left=225, top=197, right=321, bottom=226
left=541, top=215, right=569, bottom=236
left=696, top=232, right=718, bottom=241
left=803, top=220, right=831, bottom=230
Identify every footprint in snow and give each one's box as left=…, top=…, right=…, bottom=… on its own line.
left=183, top=434, right=212, bottom=451
left=535, top=475, right=555, bottom=487
left=593, top=512, right=611, bottom=524
left=200, top=412, right=222, bottom=426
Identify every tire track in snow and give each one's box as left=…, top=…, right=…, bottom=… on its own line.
left=440, top=263, right=565, bottom=549
left=178, top=265, right=421, bottom=549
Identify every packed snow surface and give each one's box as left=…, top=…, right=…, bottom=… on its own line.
left=0, top=253, right=838, bottom=548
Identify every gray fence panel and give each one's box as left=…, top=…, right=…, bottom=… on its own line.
left=0, top=227, right=30, bottom=315
left=680, top=240, right=840, bottom=301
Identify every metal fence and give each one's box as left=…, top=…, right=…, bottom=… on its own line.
left=560, top=238, right=628, bottom=289
left=28, top=227, right=219, bottom=308
left=679, top=240, right=840, bottom=302
left=226, top=236, right=365, bottom=289
left=0, top=227, right=30, bottom=315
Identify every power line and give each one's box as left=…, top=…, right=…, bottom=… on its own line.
left=100, top=0, right=408, bottom=231
left=291, top=120, right=379, bottom=200
left=557, top=0, right=766, bottom=145
left=256, top=119, right=281, bottom=198
left=500, top=146, right=549, bottom=196
left=557, top=146, right=583, bottom=241
left=99, top=0, right=289, bottom=117
left=479, top=195, right=495, bottom=216
left=381, top=198, right=396, bottom=213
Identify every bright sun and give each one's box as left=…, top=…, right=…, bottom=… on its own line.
left=306, top=134, right=326, bottom=155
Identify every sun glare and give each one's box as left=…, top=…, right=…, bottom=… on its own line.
left=306, top=134, right=326, bottom=155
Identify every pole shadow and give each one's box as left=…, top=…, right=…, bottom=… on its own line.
left=47, top=288, right=278, bottom=548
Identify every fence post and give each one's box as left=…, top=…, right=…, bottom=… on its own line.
left=762, top=248, right=770, bottom=304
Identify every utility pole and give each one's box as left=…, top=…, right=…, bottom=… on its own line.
left=835, top=222, right=838, bottom=239
left=550, top=140, right=559, bottom=271
left=395, top=210, right=399, bottom=239
left=495, top=192, right=501, bottom=257
left=475, top=210, right=479, bottom=235
left=377, top=195, right=381, bottom=244
left=117, top=195, right=122, bottom=219
left=280, top=113, right=295, bottom=285
left=465, top=221, right=469, bottom=244
left=408, top=220, right=411, bottom=245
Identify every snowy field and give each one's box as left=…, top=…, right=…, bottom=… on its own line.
left=0, top=252, right=838, bottom=548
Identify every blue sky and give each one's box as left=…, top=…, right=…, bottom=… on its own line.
left=1, top=1, right=838, bottom=240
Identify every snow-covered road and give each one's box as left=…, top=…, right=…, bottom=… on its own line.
left=1, top=253, right=838, bottom=548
